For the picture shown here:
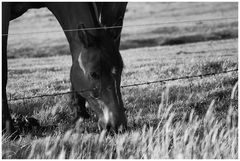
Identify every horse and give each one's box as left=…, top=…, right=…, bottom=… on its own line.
left=2, top=2, right=128, bottom=138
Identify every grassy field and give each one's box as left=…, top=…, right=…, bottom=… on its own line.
left=3, top=38, right=238, bottom=159
left=7, top=2, right=237, bottom=58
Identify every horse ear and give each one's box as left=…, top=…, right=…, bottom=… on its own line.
left=78, top=24, right=95, bottom=48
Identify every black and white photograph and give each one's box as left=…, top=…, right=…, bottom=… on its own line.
left=1, top=1, right=238, bottom=159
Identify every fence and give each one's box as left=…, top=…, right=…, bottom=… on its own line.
left=8, top=68, right=238, bottom=102
left=3, top=16, right=237, bottom=36
left=6, top=16, right=238, bottom=102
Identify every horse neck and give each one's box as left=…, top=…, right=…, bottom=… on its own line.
left=46, top=2, right=100, bottom=42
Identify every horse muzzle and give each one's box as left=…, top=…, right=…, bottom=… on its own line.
left=97, top=105, right=127, bottom=132
left=95, top=87, right=127, bottom=132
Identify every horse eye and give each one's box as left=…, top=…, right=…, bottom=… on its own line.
left=90, top=72, right=100, bottom=80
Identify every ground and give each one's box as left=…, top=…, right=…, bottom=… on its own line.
left=2, top=2, right=238, bottom=159
left=4, top=38, right=238, bottom=159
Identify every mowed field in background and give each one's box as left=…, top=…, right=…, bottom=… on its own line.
left=7, top=2, right=237, bottom=58
left=3, top=2, right=238, bottom=159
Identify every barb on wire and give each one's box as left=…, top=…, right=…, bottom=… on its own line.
left=121, top=68, right=238, bottom=88
left=2, top=16, right=237, bottom=36
left=8, top=68, right=238, bottom=102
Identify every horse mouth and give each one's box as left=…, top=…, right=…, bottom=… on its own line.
left=86, top=98, right=127, bottom=132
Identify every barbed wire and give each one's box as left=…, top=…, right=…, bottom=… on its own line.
left=3, top=16, right=237, bottom=36
left=8, top=68, right=238, bottom=102
left=121, top=68, right=238, bottom=87
left=5, top=15, right=238, bottom=102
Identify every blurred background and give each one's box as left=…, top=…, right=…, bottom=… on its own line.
left=7, top=2, right=238, bottom=58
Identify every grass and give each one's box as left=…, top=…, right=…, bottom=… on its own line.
left=2, top=38, right=238, bottom=159
left=7, top=2, right=237, bottom=58
left=3, top=98, right=238, bottom=159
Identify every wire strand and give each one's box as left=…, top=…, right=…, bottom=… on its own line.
left=3, top=16, right=237, bottom=36
left=8, top=68, right=238, bottom=101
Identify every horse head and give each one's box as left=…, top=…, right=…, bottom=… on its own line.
left=70, top=25, right=127, bottom=132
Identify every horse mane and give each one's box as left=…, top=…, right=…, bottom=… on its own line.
left=88, top=2, right=124, bottom=73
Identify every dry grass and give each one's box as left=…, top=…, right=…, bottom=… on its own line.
left=2, top=93, right=238, bottom=159
left=3, top=38, right=238, bottom=159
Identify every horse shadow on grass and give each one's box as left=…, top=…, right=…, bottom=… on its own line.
left=9, top=97, right=101, bottom=138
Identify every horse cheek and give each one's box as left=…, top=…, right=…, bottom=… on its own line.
left=70, top=64, right=89, bottom=96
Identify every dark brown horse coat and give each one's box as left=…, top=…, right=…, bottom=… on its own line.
left=2, top=2, right=127, bottom=138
